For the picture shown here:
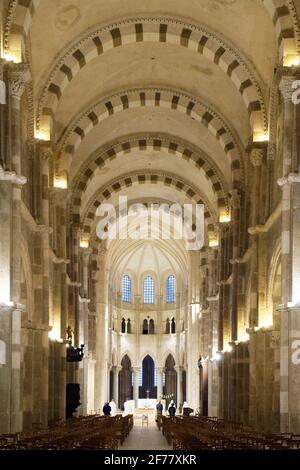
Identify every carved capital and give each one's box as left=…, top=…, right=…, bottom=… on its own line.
left=39, top=145, right=53, bottom=161
left=250, top=149, right=264, bottom=167
left=8, top=63, right=31, bottom=100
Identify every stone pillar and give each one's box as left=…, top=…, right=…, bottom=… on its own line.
left=278, top=76, right=296, bottom=306
left=230, top=190, right=241, bottom=341
left=187, top=251, right=201, bottom=411
left=0, top=63, right=28, bottom=433
left=278, top=73, right=300, bottom=433
left=9, top=63, right=30, bottom=174
left=113, top=366, right=121, bottom=408
left=133, top=366, right=139, bottom=408
left=95, top=246, right=110, bottom=411
left=77, top=248, right=92, bottom=415
left=249, top=148, right=264, bottom=328
left=175, top=366, right=183, bottom=407
left=157, top=366, right=164, bottom=400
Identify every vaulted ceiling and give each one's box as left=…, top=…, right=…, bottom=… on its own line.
left=4, top=0, right=300, bottom=245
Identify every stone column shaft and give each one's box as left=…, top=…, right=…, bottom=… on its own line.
left=113, top=366, right=121, bottom=408
left=175, top=366, right=183, bottom=407
left=133, top=367, right=139, bottom=408
left=157, top=367, right=164, bottom=400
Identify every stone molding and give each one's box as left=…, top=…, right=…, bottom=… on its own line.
left=278, top=173, right=300, bottom=186
left=20, top=201, right=52, bottom=232
left=0, top=165, right=27, bottom=185
left=248, top=202, right=282, bottom=235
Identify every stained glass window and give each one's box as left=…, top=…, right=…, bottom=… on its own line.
left=122, top=275, right=131, bottom=303
left=143, top=276, right=154, bottom=304
left=166, top=275, right=176, bottom=303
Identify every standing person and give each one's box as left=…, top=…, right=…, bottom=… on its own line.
left=103, top=402, right=111, bottom=416
left=156, top=400, right=163, bottom=420
left=168, top=400, right=176, bottom=411
left=109, top=398, right=117, bottom=416
left=168, top=402, right=176, bottom=417
left=183, top=401, right=193, bottom=416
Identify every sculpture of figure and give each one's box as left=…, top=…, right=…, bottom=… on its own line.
left=66, top=325, right=73, bottom=344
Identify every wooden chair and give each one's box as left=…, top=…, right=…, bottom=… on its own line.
left=142, top=414, right=148, bottom=427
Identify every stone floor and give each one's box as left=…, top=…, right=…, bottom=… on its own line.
left=121, top=414, right=172, bottom=450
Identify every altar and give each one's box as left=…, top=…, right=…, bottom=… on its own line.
left=137, top=399, right=157, bottom=410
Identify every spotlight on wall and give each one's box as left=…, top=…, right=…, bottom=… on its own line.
left=209, top=237, right=219, bottom=248
left=211, top=352, right=222, bottom=362
left=284, top=55, right=300, bottom=67
left=54, top=174, right=68, bottom=189
left=3, top=51, right=21, bottom=63
left=219, top=213, right=231, bottom=224
left=80, top=238, right=90, bottom=248
left=253, top=131, right=269, bottom=143
left=35, top=130, right=50, bottom=142
left=48, top=330, right=63, bottom=342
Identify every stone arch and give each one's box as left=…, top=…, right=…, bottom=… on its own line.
left=69, top=135, right=230, bottom=211
left=77, top=171, right=218, bottom=239
left=121, top=351, right=134, bottom=366
left=140, top=351, right=157, bottom=365
left=261, top=0, right=299, bottom=58
left=6, top=2, right=298, bottom=65
left=164, top=354, right=177, bottom=406
left=119, top=354, right=133, bottom=408
left=58, top=88, right=243, bottom=179
left=162, top=350, right=177, bottom=367
left=37, top=17, right=267, bottom=132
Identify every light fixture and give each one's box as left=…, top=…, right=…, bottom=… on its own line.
left=3, top=51, right=21, bottom=64
left=54, top=174, right=68, bottom=189
left=253, top=131, right=269, bottom=143
left=48, top=330, right=63, bottom=342
left=209, top=238, right=219, bottom=248
left=80, top=238, right=89, bottom=248
left=219, top=213, right=231, bottom=224
left=212, top=352, right=222, bottom=362
left=35, top=130, right=50, bottom=142
left=283, top=55, right=300, bottom=67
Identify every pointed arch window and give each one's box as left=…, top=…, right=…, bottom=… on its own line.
left=166, top=275, right=176, bottom=303
left=122, top=274, right=132, bottom=303
left=143, top=276, right=154, bottom=304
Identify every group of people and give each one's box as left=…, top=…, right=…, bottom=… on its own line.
left=156, top=400, right=194, bottom=418
left=103, top=398, right=194, bottom=418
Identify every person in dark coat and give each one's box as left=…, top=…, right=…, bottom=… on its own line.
left=156, top=400, right=163, bottom=419
left=168, top=403, right=176, bottom=417
left=103, top=402, right=111, bottom=416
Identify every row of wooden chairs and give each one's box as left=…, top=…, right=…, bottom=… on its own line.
left=0, top=414, right=134, bottom=451
left=161, top=416, right=300, bottom=450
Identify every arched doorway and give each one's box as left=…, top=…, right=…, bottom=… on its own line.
left=140, top=355, right=156, bottom=398
left=119, top=355, right=133, bottom=410
left=164, top=354, right=177, bottom=407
